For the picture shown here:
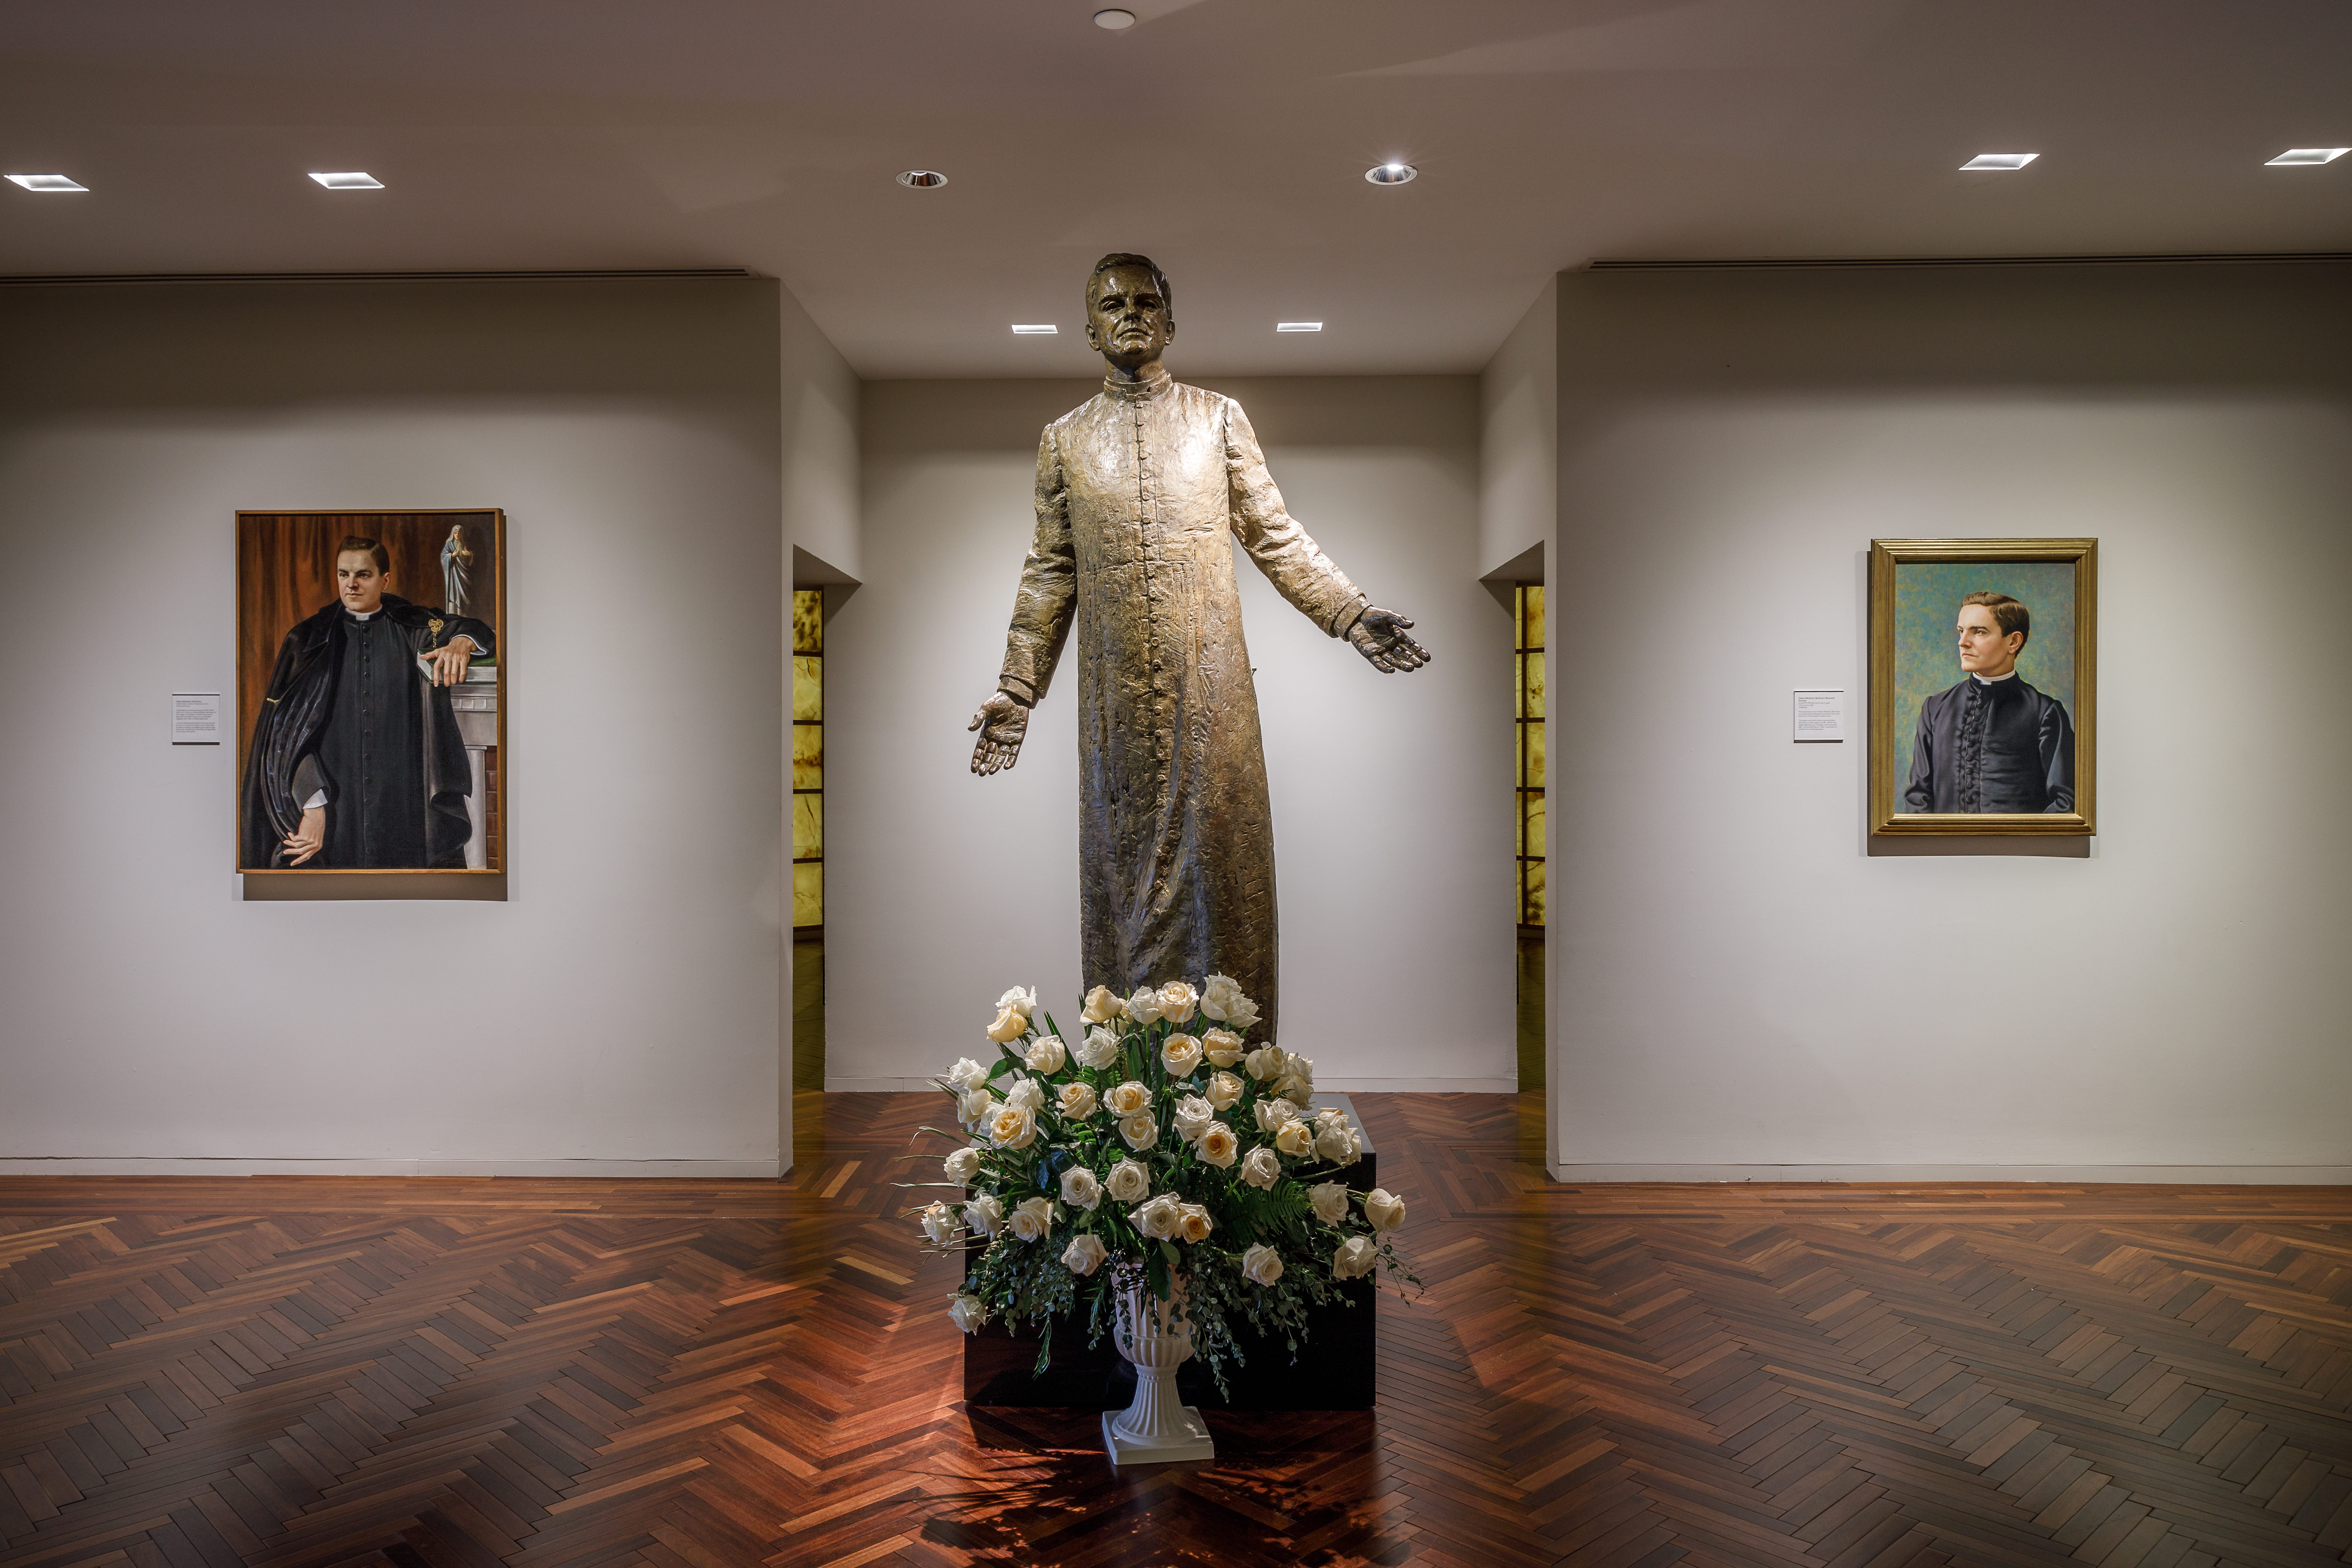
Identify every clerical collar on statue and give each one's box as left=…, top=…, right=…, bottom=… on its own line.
left=1103, top=362, right=1174, bottom=401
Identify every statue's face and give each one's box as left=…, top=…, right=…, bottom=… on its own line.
left=1086, top=266, right=1173, bottom=366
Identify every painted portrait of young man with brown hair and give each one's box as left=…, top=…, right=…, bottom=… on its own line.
left=239, top=535, right=497, bottom=868
left=1902, top=590, right=2075, bottom=813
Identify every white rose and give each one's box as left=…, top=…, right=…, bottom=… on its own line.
left=1199, top=972, right=1247, bottom=1022
left=943, top=1146, right=982, bottom=1183
left=1332, top=1235, right=1378, bottom=1280
left=1308, top=1181, right=1351, bottom=1225
left=1314, top=1122, right=1358, bottom=1165
left=1127, top=987, right=1166, bottom=1026
left=988, top=1104, right=1038, bottom=1151
left=963, top=1193, right=1005, bottom=1236
left=1160, top=1033, right=1204, bottom=1080
left=919, top=1201, right=956, bottom=1244
left=1025, top=1036, right=1067, bottom=1075
left=1254, top=1097, right=1298, bottom=1133
left=1221, top=993, right=1261, bottom=1031
left=1205, top=1070, right=1242, bottom=1111
left=985, top=1005, right=1028, bottom=1044
left=1060, top=1165, right=1102, bottom=1210
left=1105, top=1158, right=1151, bottom=1203
left=1196, top=1123, right=1239, bottom=1168
left=1201, top=1029, right=1245, bottom=1068
left=1062, top=1232, right=1109, bottom=1276
left=1314, top=1106, right=1347, bottom=1132
left=997, top=984, right=1038, bottom=1019
left=1243, top=1045, right=1285, bottom=1082
left=1274, top=1119, right=1315, bottom=1158
left=1177, top=1202, right=1213, bottom=1243
left=1103, top=1080, right=1151, bottom=1117
left=947, top=1292, right=989, bottom=1333
left=1003, top=1075, right=1045, bottom=1112
left=1081, top=985, right=1126, bottom=1024
left=1171, top=1094, right=1216, bottom=1142
left=957, top=1087, right=998, bottom=1128
left=1132, top=1194, right=1181, bottom=1240
left=1240, top=1243, right=1284, bottom=1287
left=1240, top=1146, right=1282, bottom=1190
left=1009, top=1196, right=1055, bottom=1243
left=1363, top=1187, right=1406, bottom=1232
left=1158, top=980, right=1199, bottom=1024
left=1118, top=1112, right=1158, bottom=1151
left=1075, top=1025, right=1122, bottom=1070
left=1057, top=1081, right=1100, bottom=1121
left=946, top=1057, right=989, bottom=1092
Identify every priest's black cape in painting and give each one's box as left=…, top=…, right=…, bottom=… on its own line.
left=1902, top=675, right=2075, bottom=814
left=240, top=595, right=496, bottom=869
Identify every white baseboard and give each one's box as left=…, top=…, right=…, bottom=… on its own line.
left=1547, top=1162, right=2352, bottom=1184
left=826, top=1075, right=1519, bottom=1094
left=0, top=1157, right=782, bottom=1178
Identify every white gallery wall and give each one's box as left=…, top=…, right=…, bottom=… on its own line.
left=832, top=375, right=1516, bottom=1092
left=1552, top=260, right=2352, bottom=1179
left=0, top=276, right=809, bottom=1175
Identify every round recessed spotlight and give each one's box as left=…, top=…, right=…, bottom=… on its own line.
left=1095, top=8, right=1136, bottom=28
left=1365, top=161, right=1417, bottom=185
left=896, top=169, right=948, bottom=189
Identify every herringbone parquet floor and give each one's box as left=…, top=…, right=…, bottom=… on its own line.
left=3, top=1094, right=2350, bottom=1568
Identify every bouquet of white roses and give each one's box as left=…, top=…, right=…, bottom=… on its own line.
left=908, top=975, right=1416, bottom=1392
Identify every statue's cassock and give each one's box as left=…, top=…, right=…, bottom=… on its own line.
left=995, top=363, right=1369, bottom=1041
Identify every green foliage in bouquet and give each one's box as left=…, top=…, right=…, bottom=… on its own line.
left=903, top=975, right=1417, bottom=1396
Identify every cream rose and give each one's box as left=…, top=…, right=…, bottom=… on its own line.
left=919, top=1201, right=956, bottom=1244
left=1240, top=1146, right=1282, bottom=1190
left=988, top=1104, right=1038, bottom=1151
left=1243, top=1044, right=1284, bottom=1081
left=946, top=1057, right=989, bottom=1092
left=1254, top=1097, right=1298, bottom=1133
left=1160, top=1033, right=1204, bottom=1080
left=1126, top=987, right=1166, bottom=1026
left=1158, top=980, right=1200, bottom=1024
left=1009, top=1196, right=1055, bottom=1242
left=1062, top=1233, right=1109, bottom=1276
left=1060, top=1165, right=1102, bottom=1210
left=1363, top=1187, right=1406, bottom=1232
left=986, top=1004, right=1028, bottom=1044
left=1002, top=1075, right=1044, bottom=1113
left=1308, top=1181, right=1351, bottom=1225
left=1081, top=985, right=1126, bottom=1024
left=1170, top=1094, right=1216, bottom=1143
left=1274, top=1119, right=1315, bottom=1158
left=1075, top=1025, right=1122, bottom=1070
left=1315, top=1121, right=1358, bottom=1165
left=943, top=1146, right=982, bottom=1183
left=957, top=1087, right=997, bottom=1127
left=1132, top=1194, right=1181, bottom=1240
left=1177, top=1203, right=1213, bottom=1243
left=1332, top=1236, right=1378, bottom=1280
left=1103, top=1080, right=1151, bottom=1117
left=963, top=1193, right=1005, bottom=1236
left=1196, top=1123, right=1239, bottom=1168
left=1199, top=972, right=1247, bottom=1022
left=1057, top=1081, right=1100, bottom=1121
left=1220, top=992, right=1261, bottom=1031
left=998, top=984, right=1038, bottom=1018
left=1025, top=1036, right=1067, bottom=1074
left=947, top=1292, right=989, bottom=1333
left=1205, top=1070, right=1242, bottom=1111
left=1201, top=1029, right=1245, bottom=1068
left=1240, top=1243, right=1284, bottom=1286
left=1105, top=1158, right=1151, bottom=1203
left=1118, top=1113, right=1158, bottom=1151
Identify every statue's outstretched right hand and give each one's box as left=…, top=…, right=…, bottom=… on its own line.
left=969, top=691, right=1030, bottom=776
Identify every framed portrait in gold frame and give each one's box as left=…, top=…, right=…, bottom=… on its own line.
left=1868, top=538, right=2095, bottom=837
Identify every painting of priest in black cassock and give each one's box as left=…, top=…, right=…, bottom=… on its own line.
left=240, top=535, right=496, bottom=868
left=1902, top=591, right=2074, bottom=813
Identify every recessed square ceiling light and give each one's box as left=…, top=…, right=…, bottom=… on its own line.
left=2266, top=148, right=2348, bottom=165
left=1276, top=322, right=1323, bottom=333
left=6, top=174, right=87, bottom=192
left=308, top=171, right=384, bottom=189
left=1960, top=153, right=2038, bottom=171
left=1011, top=324, right=1057, bottom=334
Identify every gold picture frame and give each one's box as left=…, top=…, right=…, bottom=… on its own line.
left=1869, top=538, right=2095, bottom=837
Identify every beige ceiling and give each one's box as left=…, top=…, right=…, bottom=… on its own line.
left=4, top=0, right=2348, bottom=375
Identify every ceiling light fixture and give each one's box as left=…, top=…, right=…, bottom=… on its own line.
left=1365, top=162, right=1417, bottom=185
left=1094, top=8, right=1136, bottom=28
left=896, top=169, right=948, bottom=188
left=2266, top=148, right=2348, bottom=165
left=1959, top=153, right=2037, bottom=171
left=1011, top=324, right=1057, bottom=335
left=6, top=173, right=87, bottom=192
left=308, top=171, right=384, bottom=189
left=1276, top=322, right=1323, bottom=333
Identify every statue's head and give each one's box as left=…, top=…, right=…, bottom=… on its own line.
left=1084, top=253, right=1174, bottom=368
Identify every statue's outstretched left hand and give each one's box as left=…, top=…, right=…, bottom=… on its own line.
left=1347, top=607, right=1430, bottom=674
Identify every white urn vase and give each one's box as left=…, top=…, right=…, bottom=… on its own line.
left=1103, top=1274, right=1215, bottom=1465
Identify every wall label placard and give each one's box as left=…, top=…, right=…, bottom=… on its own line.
left=1793, top=689, right=1845, bottom=743
left=172, top=692, right=222, bottom=745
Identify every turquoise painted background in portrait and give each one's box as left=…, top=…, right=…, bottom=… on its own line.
left=1892, top=560, right=2075, bottom=809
